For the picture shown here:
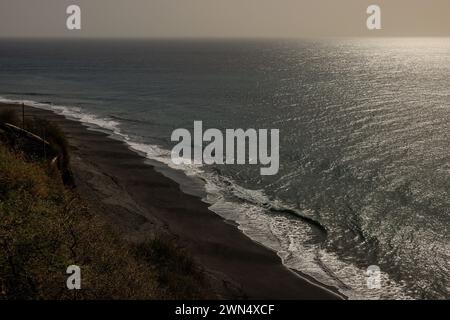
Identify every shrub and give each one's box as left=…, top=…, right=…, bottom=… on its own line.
left=0, top=145, right=208, bottom=299
left=134, top=238, right=208, bottom=299
left=0, top=109, right=20, bottom=126
left=0, top=109, right=74, bottom=186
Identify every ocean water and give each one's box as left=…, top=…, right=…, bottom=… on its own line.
left=0, top=38, right=449, bottom=299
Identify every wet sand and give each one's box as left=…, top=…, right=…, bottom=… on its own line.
left=0, top=102, right=342, bottom=300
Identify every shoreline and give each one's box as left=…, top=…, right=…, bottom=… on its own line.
left=0, top=102, right=343, bottom=300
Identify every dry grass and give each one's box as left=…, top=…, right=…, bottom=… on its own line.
left=0, top=144, right=209, bottom=300
left=0, top=109, right=74, bottom=186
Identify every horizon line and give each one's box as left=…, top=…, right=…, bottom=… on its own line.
left=1, top=35, right=450, bottom=41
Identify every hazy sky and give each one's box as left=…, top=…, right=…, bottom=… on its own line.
left=1, top=0, right=450, bottom=38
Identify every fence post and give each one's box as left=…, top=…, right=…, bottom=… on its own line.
left=22, top=103, right=25, bottom=128
left=43, top=128, right=47, bottom=160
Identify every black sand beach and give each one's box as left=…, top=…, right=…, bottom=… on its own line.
left=0, top=102, right=342, bottom=300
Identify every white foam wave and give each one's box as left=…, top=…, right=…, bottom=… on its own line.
left=0, top=96, right=120, bottom=132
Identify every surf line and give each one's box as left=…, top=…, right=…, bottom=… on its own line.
left=171, top=121, right=279, bottom=176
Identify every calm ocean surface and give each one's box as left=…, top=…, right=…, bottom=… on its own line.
left=1, top=38, right=449, bottom=299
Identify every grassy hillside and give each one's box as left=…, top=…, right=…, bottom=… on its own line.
left=0, top=113, right=209, bottom=300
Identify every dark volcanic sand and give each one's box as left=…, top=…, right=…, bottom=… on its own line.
left=0, top=103, right=342, bottom=300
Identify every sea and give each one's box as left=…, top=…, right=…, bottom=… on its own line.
left=0, top=38, right=449, bottom=299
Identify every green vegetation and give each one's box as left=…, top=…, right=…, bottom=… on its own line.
left=0, top=109, right=74, bottom=186
left=0, top=112, right=209, bottom=300
left=135, top=238, right=207, bottom=299
left=24, top=117, right=73, bottom=185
